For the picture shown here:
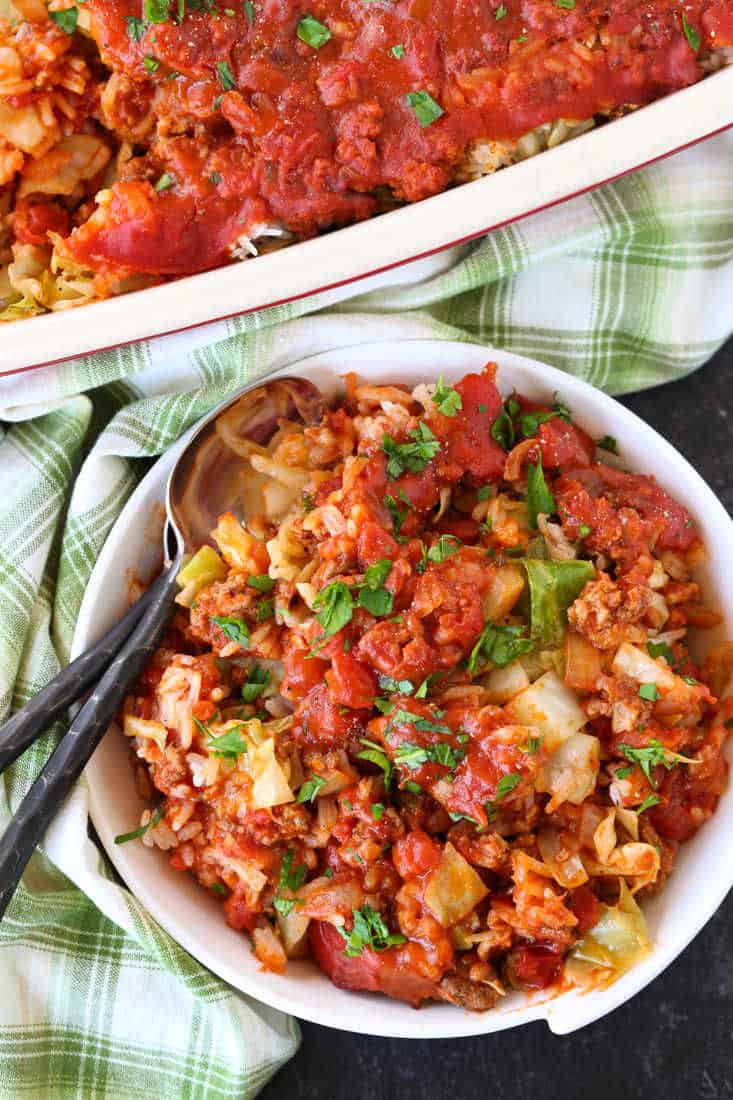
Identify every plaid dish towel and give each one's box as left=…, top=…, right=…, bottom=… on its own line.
left=0, top=130, right=732, bottom=1100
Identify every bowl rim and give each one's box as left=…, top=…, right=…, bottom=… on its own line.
left=74, top=338, right=733, bottom=1038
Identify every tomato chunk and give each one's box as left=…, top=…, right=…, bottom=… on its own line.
left=326, top=652, right=377, bottom=710
left=309, top=921, right=441, bottom=1007
left=505, top=944, right=563, bottom=990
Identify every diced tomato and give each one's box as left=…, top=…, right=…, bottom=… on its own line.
left=569, top=885, right=602, bottom=935
left=392, top=468, right=440, bottom=512
left=357, top=522, right=399, bottom=567
left=505, top=944, right=563, bottom=990
left=224, top=891, right=259, bottom=932
left=650, top=757, right=727, bottom=842
left=438, top=366, right=506, bottom=484
left=309, top=921, right=441, bottom=1007
left=13, top=199, right=70, bottom=246
left=293, top=682, right=360, bottom=748
left=435, top=512, right=480, bottom=541
left=326, top=652, right=377, bottom=710
left=392, top=829, right=443, bottom=879
left=536, top=417, right=595, bottom=468
left=281, top=646, right=330, bottom=704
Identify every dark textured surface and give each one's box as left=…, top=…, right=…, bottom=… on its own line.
left=262, top=338, right=733, bottom=1100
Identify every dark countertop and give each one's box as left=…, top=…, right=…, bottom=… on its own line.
left=262, top=339, right=733, bottom=1100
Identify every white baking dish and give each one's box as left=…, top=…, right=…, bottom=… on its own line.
left=2, top=67, right=732, bottom=377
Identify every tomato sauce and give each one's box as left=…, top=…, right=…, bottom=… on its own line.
left=65, top=0, right=730, bottom=275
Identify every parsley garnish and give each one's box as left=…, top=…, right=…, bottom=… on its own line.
left=274, top=850, right=307, bottom=915
left=378, top=674, right=415, bottom=695
left=357, top=738, right=394, bottom=789
left=556, top=0, right=575, bottom=8
left=638, top=682, right=660, bottom=702
left=114, top=805, right=164, bottom=845
left=256, top=597, right=274, bottom=621
left=248, top=573, right=275, bottom=592
left=383, top=421, right=441, bottom=478
left=297, top=14, right=331, bottom=48
left=490, top=396, right=519, bottom=450
left=468, top=622, right=533, bottom=675
left=636, top=794, right=661, bottom=815
left=143, top=55, right=160, bottom=73
left=241, top=665, right=269, bottom=703
left=313, top=581, right=353, bottom=635
left=337, top=905, right=406, bottom=956
left=484, top=772, right=521, bottom=820
left=154, top=172, right=175, bottom=192
left=427, top=535, right=461, bottom=564
left=371, top=802, right=385, bottom=821
left=647, top=640, right=673, bottom=663
left=216, top=59, right=236, bottom=89
left=244, top=0, right=255, bottom=23
left=495, top=3, right=507, bottom=16
left=405, top=90, right=444, bottom=127
left=526, top=453, right=555, bottom=527
left=144, top=0, right=170, bottom=22
left=297, top=774, right=327, bottom=803
left=682, top=12, right=700, bottom=50
left=358, top=559, right=394, bottom=617
left=596, top=434, right=619, bottom=455
left=578, top=523, right=591, bottom=539
left=391, top=43, right=405, bottom=58
left=394, top=740, right=459, bottom=769
left=209, top=883, right=228, bottom=896
left=617, top=738, right=694, bottom=788
left=432, top=375, right=462, bottom=417
left=521, top=735, right=542, bottom=754
left=194, top=716, right=249, bottom=758
left=50, top=6, right=79, bottom=33
left=384, top=494, right=409, bottom=541
left=211, top=615, right=249, bottom=647
left=125, top=15, right=146, bottom=40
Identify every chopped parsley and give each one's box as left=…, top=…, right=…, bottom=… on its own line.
left=596, top=434, right=619, bottom=455
left=427, top=535, right=461, bottom=564
left=394, top=740, right=459, bottom=770
left=337, top=904, right=406, bottom=956
left=302, top=491, right=315, bottom=512
left=485, top=772, right=521, bottom=820
left=477, top=485, right=492, bottom=501
left=247, top=573, right=275, bottom=593
left=682, top=12, right=700, bottom=50
left=404, top=780, right=422, bottom=794
left=521, top=735, right=542, bottom=755
left=378, top=673, right=415, bottom=695
left=370, top=802, right=385, bottom=821
left=405, top=90, right=444, bottom=128
left=357, top=738, right=394, bottom=789
left=638, top=682, right=660, bottom=702
left=125, top=15, right=146, bottom=40
left=526, top=453, right=556, bottom=527
left=636, top=794, right=661, bottom=815
left=209, top=883, right=228, bottom=896
left=495, top=3, right=507, bottom=17
left=297, top=774, right=327, bottom=803
left=386, top=709, right=451, bottom=737
left=297, top=14, right=331, bottom=48
left=578, top=523, right=591, bottom=539
left=616, top=738, right=694, bottom=788
left=143, top=55, right=160, bottom=73
left=211, top=615, right=249, bottom=647
left=241, top=665, right=270, bottom=703
left=391, top=43, right=405, bottom=58
left=114, top=805, right=164, bottom=845
left=647, top=640, right=674, bottom=664
left=556, top=0, right=575, bottom=8
left=244, top=0, right=255, bottom=23
left=490, top=396, right=520, bottom=450
left=357, top=559, right=394, bottom=617
left=256, top=597, right=274, bottom=621
left=384, top=494, right=409, bottom=541
left=51, top=6, right=80, bottom=33
left=468, top=622, right=533, bottom=675
left=274, top=850, right=307, bottom=916
left=194, top=716, right=249, bottom=758
left=313, top=580, right=353, bottom=635
left=144, top=0, right=170, bottom=22
left=154, top=172, right=175, bottom=192
left=432, top=375, right=462, bottom=417
left=216, top=59, right=236, bottom=90
left=209, top=171, right=222, bottom=185
left=382, top=421, right=441, bottom=478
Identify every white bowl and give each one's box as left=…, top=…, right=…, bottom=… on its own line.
left=74, top=339, right=733, bottom=1038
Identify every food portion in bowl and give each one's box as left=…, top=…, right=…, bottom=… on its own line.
left=118, top=364, right=732, bottom=1010
left=1, top=0, right=732, bottom=322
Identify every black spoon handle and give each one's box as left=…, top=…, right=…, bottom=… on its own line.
left=0, top=563, right=179, bottom=920
left=0, top=573, right=167, bottom=777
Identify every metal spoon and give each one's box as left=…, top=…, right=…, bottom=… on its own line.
left=0, top=376, right=323, bottom=919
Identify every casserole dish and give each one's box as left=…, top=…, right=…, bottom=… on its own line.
left=69, top=338, right=733, bottom=1037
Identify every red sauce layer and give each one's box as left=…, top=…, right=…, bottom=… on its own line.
left=66, top=0, right=731, bottom=276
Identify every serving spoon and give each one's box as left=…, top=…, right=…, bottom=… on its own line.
left=0, top=376, right=323, bottom=919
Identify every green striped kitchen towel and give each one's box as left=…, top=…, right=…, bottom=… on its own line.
left=0, top=130, right=731, bottom=1099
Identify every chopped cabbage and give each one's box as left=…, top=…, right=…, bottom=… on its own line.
left=568, top=880, right=651, bottom=978
left=176, top=546, right=227, bottom=606
left=482, top=659, right=531, bottom=704
left=536, top=732, right=600, bottom=809
left=509, top=670, right=587, bottom=750
left=612, top=642, right=675, bottom=690
left=246, top=737, right=294, bottom=809
left=537, top=828, right=589, bottom=888
left=424, top=842, right=488, bottom=928
left=523, top=559, right=596, bottom=646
